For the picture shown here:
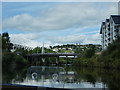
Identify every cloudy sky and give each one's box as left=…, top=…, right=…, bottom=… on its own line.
left=2, top=2, right=118, bottom=48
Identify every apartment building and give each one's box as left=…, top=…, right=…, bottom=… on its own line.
left=100, top=15, right=120, bottom=50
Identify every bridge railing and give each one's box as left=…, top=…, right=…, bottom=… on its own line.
left=26, top=53, right=80, bottom=57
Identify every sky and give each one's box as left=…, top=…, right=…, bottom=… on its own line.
left=2, top=2, right=118, bottom=48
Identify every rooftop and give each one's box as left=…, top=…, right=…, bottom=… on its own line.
left=111, top=15, right=120, bottom=24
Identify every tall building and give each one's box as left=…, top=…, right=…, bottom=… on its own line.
left=100, top=15, right=120, bottom=50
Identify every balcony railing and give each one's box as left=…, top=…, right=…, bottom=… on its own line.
left=114, top=29, right=119, bottom=33
left=108, top=38, right=110, bottom=41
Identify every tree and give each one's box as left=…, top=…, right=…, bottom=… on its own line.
left=30, top=47, right=42, bottom=53
left=49, top=46, right=52, bottom=49
left=2, top=32, right=29, bottom=74
left=84, top=45, right=95, bottom=58
left=99, top=36, right=120, bottom=68
left=2, top=32, right=13, bottom=52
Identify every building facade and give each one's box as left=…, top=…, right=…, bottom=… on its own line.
left=100, top=15, right=120, bottom=50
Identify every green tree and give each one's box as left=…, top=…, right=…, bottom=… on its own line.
left=2, top=32, right=29, bottom=74
left=99, top=36, right=120, bottom=68
left=2, top=32, right=13, bottom=52
left=83, top=45, right=95, bottom=58
left=30, top=47, right=42, bottom=53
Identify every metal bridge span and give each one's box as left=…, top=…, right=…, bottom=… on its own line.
left=27, top=53, right=79, bottom=57
left=26, top=53, right=80, bottom=65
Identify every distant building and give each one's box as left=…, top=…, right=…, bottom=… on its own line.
left=100, top=15, right=120, bottom=50
left=52, top=44, right=101, bottom=53
left=52, top=48, right=58, bottom=52
left=79, top=44, right=101, bottom=52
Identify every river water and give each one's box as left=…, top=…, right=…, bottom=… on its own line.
left=2, top=65, right=120, bottom=90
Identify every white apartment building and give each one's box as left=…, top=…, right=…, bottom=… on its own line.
left=100, top=15, right=120, bottom=50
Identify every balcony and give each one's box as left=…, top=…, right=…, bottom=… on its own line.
left=108, top=38, right=110, bottom=41
left=108, top=33, right=110, bottom=36
left=114, top=34, right=119, bottom=38
left=105, top=40, right=107, bottom=42
left=114, top=29, right=119, bottom=33
left=108, top=43, right=111, bottom=46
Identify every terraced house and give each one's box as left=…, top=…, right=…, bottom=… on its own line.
left=100, top=15, right=120, bottom=50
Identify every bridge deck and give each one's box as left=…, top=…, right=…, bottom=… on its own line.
left=27, top=53, right=79, bottom=57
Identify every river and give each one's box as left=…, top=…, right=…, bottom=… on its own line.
left=2, top=65, right=120, bottom=90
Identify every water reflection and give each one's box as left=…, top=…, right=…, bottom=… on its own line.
left=2, top=66, right=120, bottom=89
left=13, top=66, right=66, bottom=88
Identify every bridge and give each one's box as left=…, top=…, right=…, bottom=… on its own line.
left=26, top=53, right=80, bottom=65
left=27, top=53, right=78, bottom=57
left=26, top=43, right=80, bottom=65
